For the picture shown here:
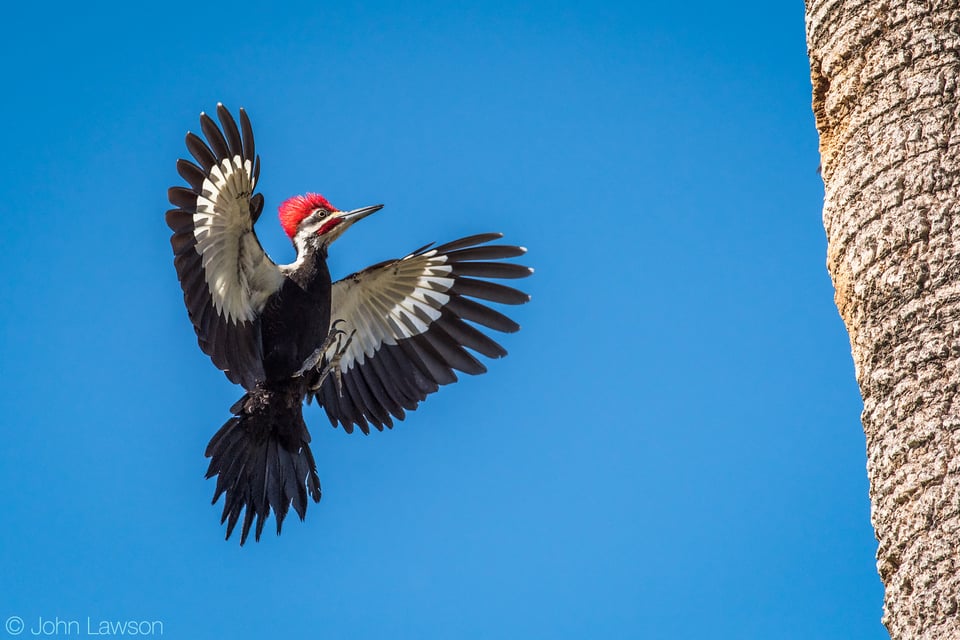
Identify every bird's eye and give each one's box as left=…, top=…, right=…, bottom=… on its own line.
left=315, top=209, right=327, bottom=218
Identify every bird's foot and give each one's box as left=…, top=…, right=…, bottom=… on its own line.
left=296, top=319, right=348, bottom=378
left=308, top=322, right=356, bottom=397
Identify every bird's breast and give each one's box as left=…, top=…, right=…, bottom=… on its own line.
left=259, top=264, right=333, bottom=383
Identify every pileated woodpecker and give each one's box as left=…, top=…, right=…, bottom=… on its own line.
left=166, top=104, right=531, bottom=544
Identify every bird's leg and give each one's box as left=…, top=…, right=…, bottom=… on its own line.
left=323, top=330, right=356, bottom=397
left=306, top=320, right=356, bottom=397
left=296, top=319, right=347, bottom=378
left=310, top=330, right=356, bottom=397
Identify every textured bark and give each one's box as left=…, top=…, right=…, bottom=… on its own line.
left=805, top=2, right=960, bottom=638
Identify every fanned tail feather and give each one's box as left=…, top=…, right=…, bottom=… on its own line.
left=205, top=389, right=322, bottom=544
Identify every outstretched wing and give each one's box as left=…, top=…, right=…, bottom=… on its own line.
left=308, top=233, right=532, bottom=434
left=166, top=104, right=283, bottom=390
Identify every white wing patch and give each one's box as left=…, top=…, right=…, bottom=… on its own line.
left=193, top=155, right=283, bottom=323
left=329, top=250, right=455, bottom=371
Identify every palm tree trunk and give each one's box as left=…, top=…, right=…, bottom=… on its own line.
left=805, top=1, right=960, bottom=637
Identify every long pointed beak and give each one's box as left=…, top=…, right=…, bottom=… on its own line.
left=340, top=204, right=384, bottom=225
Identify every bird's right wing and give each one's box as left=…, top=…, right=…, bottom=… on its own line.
left=308, top=233, right=532, bottom=434
left=166, top=105, right=284, bottom=390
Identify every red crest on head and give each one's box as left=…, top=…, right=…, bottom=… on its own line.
left=278, top=193, right=338, bottom=238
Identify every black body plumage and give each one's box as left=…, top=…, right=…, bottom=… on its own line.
left=261, top=252, right=332, bottom=381
left=166, top=104, right=532, bottom=544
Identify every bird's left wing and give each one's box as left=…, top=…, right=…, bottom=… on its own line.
left=166, top=104, right=284, bottom=390
left=308, top=233, right=532, bottom=434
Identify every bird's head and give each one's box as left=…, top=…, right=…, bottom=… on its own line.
left=278, top=193, right=383, bottom=250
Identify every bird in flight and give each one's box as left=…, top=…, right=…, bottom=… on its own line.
left=166, top=104, right=532, bottom=544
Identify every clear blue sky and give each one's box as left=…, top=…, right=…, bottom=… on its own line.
left=0, top=2, right=885, bottom=638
